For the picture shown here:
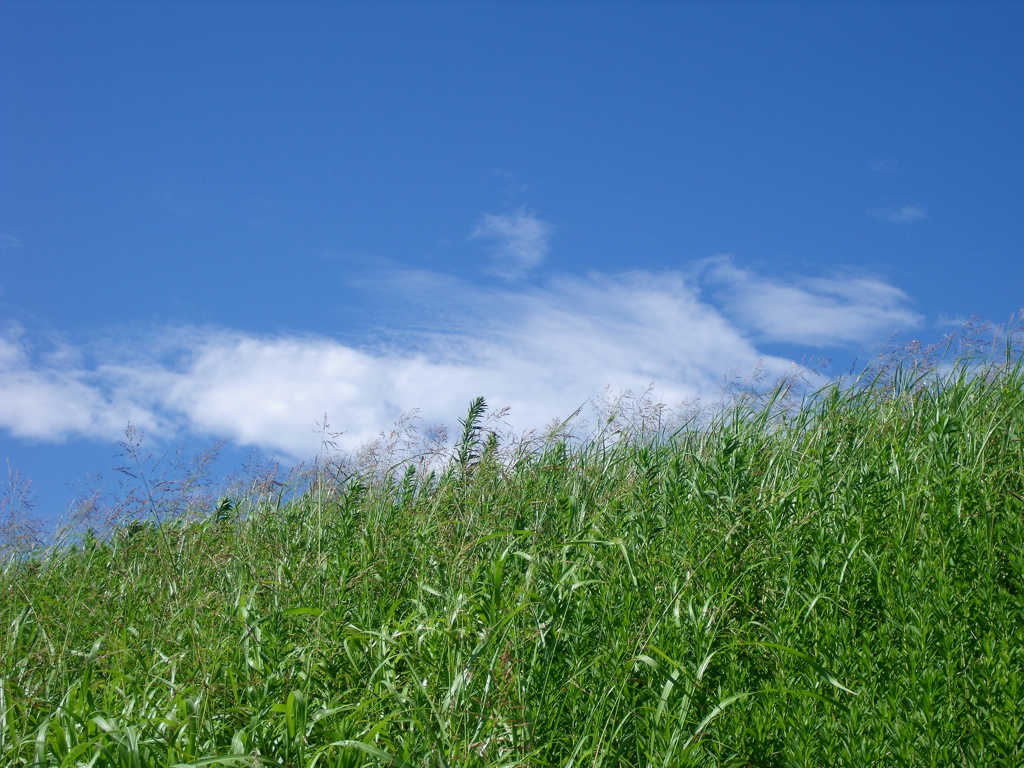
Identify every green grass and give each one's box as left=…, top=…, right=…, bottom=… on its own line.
left=2, top=349, right=1024, bottom=766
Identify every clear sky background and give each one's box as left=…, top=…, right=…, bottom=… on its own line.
left=2, top=1, right=1022, bottom=519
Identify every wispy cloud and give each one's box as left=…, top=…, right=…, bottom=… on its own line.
left=0, top=264, right=920, bottom=457
left=867, top=204, right=928, bottom=224
left=471, top=208, right=553, bottom=277
left=869, top=158, right=900, bottom=173
left=935, top=312, right=971, bottom=329
left=704, top=257, right=923, bottom=347
left=153, top=184, right=201, bottom=220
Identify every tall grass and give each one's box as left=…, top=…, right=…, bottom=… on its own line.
left=2, top=349, right=1024, bottom=766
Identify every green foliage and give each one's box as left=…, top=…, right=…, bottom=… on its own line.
left=456, top=396, right=489, bottom=471
left=3, top=356, right=1024, bottom=766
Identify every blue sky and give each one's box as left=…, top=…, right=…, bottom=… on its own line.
left=2, top=1, right=1022, bottom=518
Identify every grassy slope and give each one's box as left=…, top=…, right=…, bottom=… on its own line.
left=2, top=358, right=1024, bottom=767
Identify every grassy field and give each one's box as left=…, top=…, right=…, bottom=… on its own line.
left=2, top=346, right=1024, bottom=767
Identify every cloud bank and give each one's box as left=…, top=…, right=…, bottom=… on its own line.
left=0, top=264, right=921, bottom=459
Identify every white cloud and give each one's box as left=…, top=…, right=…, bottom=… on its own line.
left=704, top=257, right=923, bottom=347
left=0, top=265, right=920, bottom=458
left=471, top=208, right=552, bottom=276
left=0, top=332, right=164, bottom=442
left=867, top=204, right=928, bottom=224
